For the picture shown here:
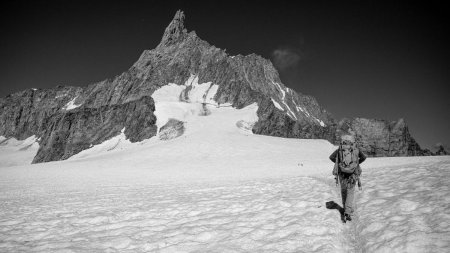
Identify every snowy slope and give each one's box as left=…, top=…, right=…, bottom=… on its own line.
left=0, top=135, right=39, bottom=167
left=63, top=80, right=337, bottom=182
left=1, top=83, right=450, bottom=252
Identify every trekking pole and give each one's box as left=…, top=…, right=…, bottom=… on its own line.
left=334, top=153, right=339, bottom=187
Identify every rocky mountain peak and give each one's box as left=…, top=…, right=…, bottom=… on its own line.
left=0, top=10, right=431, bottom=162
left=159, top=10, right=187, bottom=47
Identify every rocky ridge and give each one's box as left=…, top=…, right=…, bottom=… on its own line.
left=0, top=10, right=429, bottom=163
left=336, top=118, right=424, bottom=157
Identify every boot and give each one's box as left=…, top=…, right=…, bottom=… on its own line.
left=344, top=213, right=352, bottom=221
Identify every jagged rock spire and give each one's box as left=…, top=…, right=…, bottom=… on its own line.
left=159, top=10, right=187, bottom=47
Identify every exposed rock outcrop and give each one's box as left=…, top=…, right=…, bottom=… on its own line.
left=253, top=97, right=336, bottom=141
left=435, top=144, right=449, bottom=156
left=33, top=96, right=157, bottom=163
left=336, top=118, right=424, bottom=156
left=159, top=119, right=185, bottom=141
left=159, top=10, right=187, bottom=47
left=0, top=86, right=83, bottom=140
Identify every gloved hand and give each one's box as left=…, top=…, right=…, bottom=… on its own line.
left=349, top=174, right=357, bottom=185
left=357, top=176, right=362, bottom=191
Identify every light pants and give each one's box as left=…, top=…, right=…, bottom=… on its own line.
left=339, top=174, right=356, bottom=215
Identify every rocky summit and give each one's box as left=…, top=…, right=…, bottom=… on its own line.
left=0, top=10, right=427, bottom=163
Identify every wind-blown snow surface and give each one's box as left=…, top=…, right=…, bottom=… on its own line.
left=1, top=84, right=450, bottom=252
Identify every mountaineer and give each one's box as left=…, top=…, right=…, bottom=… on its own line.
left=330, top=135, right=366, bottom=222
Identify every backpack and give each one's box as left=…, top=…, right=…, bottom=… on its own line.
left=338, top=143, right=359, bottom=174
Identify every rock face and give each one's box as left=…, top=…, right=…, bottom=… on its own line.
left=435, top=144, right=449, bottom=156
left=336, top=118, right=424, bottom=156
left=252, top=97, right=337, bottom=141
left=33, top=96, right=156, bottom=163
left=160, top=10, right=187, bottom=47
left=0, top=86, right=82, bottom=139
left=159, top=119, right=185, bottom=141
left=1, top=84, right=158, bottom=163
left=0, top=10, right=428, bottom=162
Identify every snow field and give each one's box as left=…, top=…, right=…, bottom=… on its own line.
left=183, top=74, right=217, bottom=105
left=152, top=78, right=218, bottom=131
left=1, top=157, right=448, bottom=252
left=0, top=175, right=347, bottom=252
left=0, top=135, right=39, bottom=167
left=356, top=159, right=450, bottom=252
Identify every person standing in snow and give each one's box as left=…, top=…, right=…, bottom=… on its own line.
left=329, top=135, right=366, bottom=222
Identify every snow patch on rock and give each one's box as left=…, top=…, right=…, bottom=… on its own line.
left=55, top=93, right=68, bottom=99
left=316, top=118, right=326, bottom=127
left=271, top=98, right=284, bottom=111
left=62, top=96, right=82, bottom=110
left=283, top=101, right=297, bottom=120
left=152, top=75, right=219, bottom=130
left=293, top=100, right=310, bottom=117
left=184, top=74, right=217, bottom=105
left=272, top=80, right=285, bottom=99
left=269, top=80, right=297, bottom=120
left=293, top=100, right=326, bottom=127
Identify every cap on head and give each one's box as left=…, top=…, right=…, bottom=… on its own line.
left=341, top=134, right=355, bottom=145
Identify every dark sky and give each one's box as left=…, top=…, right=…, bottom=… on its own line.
left=1, top=0, right=449, bottom=149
